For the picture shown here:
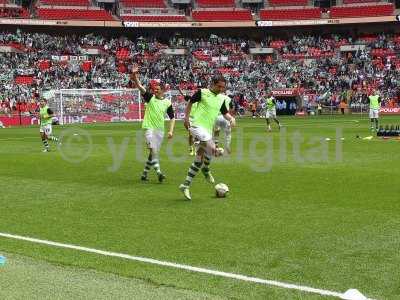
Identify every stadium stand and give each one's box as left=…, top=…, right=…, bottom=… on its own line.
left=40, top=0, right=90, bottom=6
left=4, top=0, right=392, bottom=22
left=192, top=9, right=253, bottom=21
left=260, top=7, right=321, bottom=20
left=330, top=3, right=394, bottom=18
left=0, top=7, right=29, bottom=18
left=37, top=8, right=114, bottom=20
left=118, top=0, right=184, bottom=21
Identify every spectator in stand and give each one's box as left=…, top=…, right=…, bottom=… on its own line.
left=339, top=100, right=347, bottom=115
left=250, top=101, right=256, bottom=118
left=1, top=100, right=11, bottom=114
left=280, top=100, right=287, bottom=114
left=317, top=102, right=322, bottom=115
left=289, top=101, right=297, bottom=115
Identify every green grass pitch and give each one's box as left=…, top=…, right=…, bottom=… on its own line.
left=0, top=115, right=399, bottom=299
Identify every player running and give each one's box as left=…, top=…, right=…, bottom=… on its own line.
left=39, top=99, right=59, bottom=152
left=265, top=90, right=281, bottom=132
left=131, top=65, right=175, bottom=183
left=179, top=76, right=236, bottom=200
left=368, top=90, right=381, bottom=132
left=214, top=93, right=234, bottom=154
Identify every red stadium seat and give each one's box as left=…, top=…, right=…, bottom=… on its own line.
left=269, top=0, right=308, bottom=6
left=370, top=48, right=395, bottom=57
left=197, top=0, right=235, bottom=8
left=41, top=0, right=89, bottom=6
left=116, top=48, right=130, bottom=60
left=0, top=7, right=29, bottom=18
left=15, top=76, right=34, bottom=85
left=193, top=50, right=211, bottom=61
left=330, top=4, right=394, bottom=18
left=270, top=40, right=286, bottom=48
left=122, top=15, right=187, bottom=22
left=192, top=9, right=252, bottom=21
left=37, top=8, right=114, bottom=20
left=260, top=8, right=321, bottom=20
left=20, top=8, right=29, bottom=18
left=38, top=60, right=51, bottom=71
left=120, top=0, right=166, bottom=8
left=81, top=61, right=92, bottom=72
left=359, top=34, right=378, bottom=42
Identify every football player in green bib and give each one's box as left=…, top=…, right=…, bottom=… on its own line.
left=368, top=90, right=381, bottom=132
left=179, top=76, right=236, bottom=200
left=39, top=99, right=59, bottom=152
left=264, top=90, right=281, bottom=132
left=131, top=65, right=175, bottom=183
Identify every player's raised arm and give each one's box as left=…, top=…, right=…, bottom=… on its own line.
left=178, top=86, right=192, bottom=103
left=130, top=64, right=146, bottom=95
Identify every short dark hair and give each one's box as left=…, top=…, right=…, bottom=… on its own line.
left=211, top=75, right=226, bottom=85
left=152, top=82, right=166, bottom=91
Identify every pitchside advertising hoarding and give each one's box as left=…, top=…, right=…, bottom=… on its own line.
left=0, top=113, right=142, bottom=126
left=272, top=89, right=298, bottom=96
left=0, top=115, right=39, bottom=126
left=380, top=107, right=400, bottom=115
left=1, top=106, right=399, bottom=127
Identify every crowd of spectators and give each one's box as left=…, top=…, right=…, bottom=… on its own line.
left=0, top=29, right=399, bottom=117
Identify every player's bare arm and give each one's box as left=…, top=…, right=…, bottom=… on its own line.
left=168, top=118, right=175, bottom=139
left=130, top=64, right=146, bottom=95
left=223, top=113, right=236, bottom=127
left=184, top=102, right=193, bottom=130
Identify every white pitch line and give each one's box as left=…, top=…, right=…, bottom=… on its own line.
left=0, top=232, right=375, bottom=300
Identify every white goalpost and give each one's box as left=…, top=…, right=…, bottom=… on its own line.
left=45, top=88, right=178, bottom=125
left=48, top=88, right=142, bottom=125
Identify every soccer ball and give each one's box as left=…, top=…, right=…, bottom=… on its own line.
left=215, top=147, right=224, bottom=157
left=215, top=183, right=229, bottom=198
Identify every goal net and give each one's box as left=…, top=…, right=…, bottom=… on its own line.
left=46, top=88, right=142, bottom=125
